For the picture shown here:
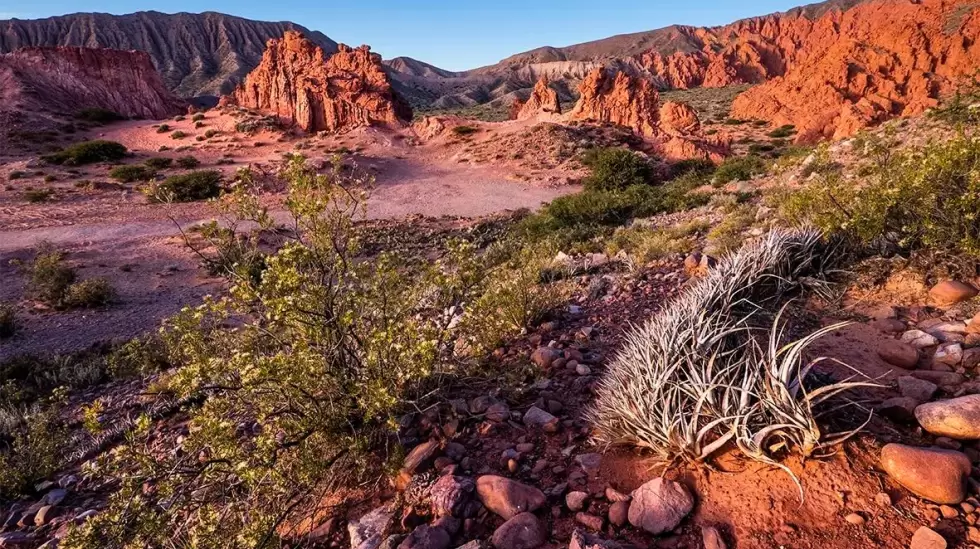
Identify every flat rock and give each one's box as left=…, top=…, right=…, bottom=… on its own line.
left=902, top=330, right=940, bottom=349
left=930, top=281, right=979, bottom=306
left=628, top=478, right=694, bottom=535
left=898, top=377, right=938, bottom=402
left=485, top=403, right=510, bottom=422
left=523, top=406, right=559, bottom=432
left=476, top=476, right=546, bottom=519
left=491, top=512, right=548, bottom=549
left=397, top=525, right=451, bottom=549
left=397, top=440, right=441, bottom=489
left=880, top=444, right=971, bottom=504
left=879, top=341, right=920, bottom=368
left=910, top=526, right=947, bottom=549
left=574, top=453, right=602, bottom=474
left=349, top=505, right=395, bottom=549
left=910, top=371, right=964, bottom=388
left=934, top=344, right=964, bottom=367
left=916, top=395, right=980, bottom=439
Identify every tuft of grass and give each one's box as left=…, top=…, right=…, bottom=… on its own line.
left=767, top=124, right=797, bottom=139
left=109, top=165, right=156, bottom=183
left=147, top=170, right=222, bottom=203
left=0, top=304, right=15, bottom=339
left=23, top=188, right=54, bottom=203
left=452, top=125, right=479, bottom=136
left=144, top=157, right=174, bottom=170
left=41, top=140, right=127, bottom=166
left=156, top=124, right=171, bottom=134
left=713, top=155, right=766, bottom=185
left=8, top=171, right=25, bottom=181
left=170, top=131, right=188, bottom=140
left=175, top=155, right=201, bottom=169
left=191, top=113, right=205, bottom=122
left=63, top=278, right=115, bottom=308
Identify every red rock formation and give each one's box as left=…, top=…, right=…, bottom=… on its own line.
left=513, top=77, right=562, bottom=120
left=0, top=46, right=183, bottom=119
left=568, top=68, right=726, bottom=161
left=730, top=0, right=980, bottom=141
left=224, top=31, right=411, bottom=133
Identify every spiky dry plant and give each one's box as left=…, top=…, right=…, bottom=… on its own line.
left=588, top=228, right=873, bottom=471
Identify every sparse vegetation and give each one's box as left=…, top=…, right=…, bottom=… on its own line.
left=23, top=188, right=54, bottom=203
left=767, top=124, right=797, bottom=139
left=452, top=125, right=479, bottom=136
left=170, top=130, right=188, bottom=140
left=581, top=147, right=654, bottom=191
left=0, top=303, right=15, bottom=339
left=156, top=124, right=171, bottom=134
left=175, top=155, right=200, bottom=169
left=191, top=113, right=205, bottom=122
left=713, top=155, right=766, bottom=184
left=41, top=140, right=127, bottom=165
left=144, top=157, right=173, bottom=170
left=8, top=171, right=25, bottom=180
left=109, top=165, right=156, bottom=183
left=23, top=246, right=115, bottom=309
left=146, top=170, right=223, bottom=202
left=75, top=108, right=124, bottom=124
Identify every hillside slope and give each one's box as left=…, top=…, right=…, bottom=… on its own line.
left=0, top=11, right=337, bottom=98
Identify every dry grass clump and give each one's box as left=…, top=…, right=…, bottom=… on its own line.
left=589, top=229, right=871, bottom=476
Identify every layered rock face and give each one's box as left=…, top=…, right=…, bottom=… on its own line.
left=0, top=46, right=184, bottom=119
left=730, top=0, right=980, bottom=141
left=513, top=77, right=562, bottom=120
left=567, top=68, right=726, bottom=160
left=225, top=32, right=412, bottom=134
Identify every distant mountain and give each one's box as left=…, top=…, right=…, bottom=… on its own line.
left=0, top=11, right=337, bottom=98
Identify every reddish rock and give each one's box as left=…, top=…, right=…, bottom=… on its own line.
left=0, top=46, right=183, bottom=119
left=929, top=281, right=979, bottom=307
left=476, top=476, right=547, bottom=519
left=915, top=395, right=980, bottom=440
left=880, top=444, right=971, bottom=504
left=878, top=341, right=919, bottom=369
left=491, top=512, right=547, bottom=549
left=514, top=77, right=561, bottom=120
left=628, top=478, right=694, bottom=534
left=225, top=31, right=411, bottom=133
left=911, top=526, right=947, bottom=549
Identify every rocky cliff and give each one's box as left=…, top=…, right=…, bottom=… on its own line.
left=224, top=32, right=412, bottom=134
left=513, top=77, right=562, bottom=120
left=0, top=46, right=184, bottom=119
left=567, top=68, right=726, bottom=160
left=0, top=11, right=336, bottom=98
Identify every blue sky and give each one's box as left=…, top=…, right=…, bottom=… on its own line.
left=2, top=1, right=814, bottom=71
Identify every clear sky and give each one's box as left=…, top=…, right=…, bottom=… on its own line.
left=1, top=1, right=815, bottom=71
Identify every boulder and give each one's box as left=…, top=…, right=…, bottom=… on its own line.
left=929, top=281, right=979, bottom=306
left=915, top=395, right=980, bottom=439
left=523, top=407, right=559, bottom=432
left=628, top=478, right=695, bottom=534
left=880, top=444, right=971, bottom=504
left=878, top=341, right=919, bottom=368
left=476, top=476, right=546, bottom=519
left=490, top=512, right=548, bottom=549
left=566, top=491, right=589, bottom=512
left=910, top=526, right=947, bottom=549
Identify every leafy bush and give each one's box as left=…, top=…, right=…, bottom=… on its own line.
left=605, top=221, right=707, bottom=262
left=155, top=124, right=171, bottom=134
left=0, top=411, right=67, bottom=499
left=23, top=188, right=54, bottom=203
left=75, top=108, right=124, bottom=124
left=8, top=171, right=25, bottom=180
left=780, top=134, right=980, bottom=256
left=41, top=140, right=127, bottom=165
left=144, top=157, right=173, bottom=170
left=109, top=165, right=156, bottom=183
left=175, top=155, right=200, bottom=169
left=170, top=130, right=188, bottom=140
left=0, top=303, right=15, bottom=339
left=713, top=155, right=766, bottom=184
left=581, top=148, right=653, bottom=191
left=146, top=170, right=222, bottom=202
left=63, top=278, right=114, bottom=308
left=26, top=247, right=76, bottom=305
left=669, top=158, right=715, bottom=179
left=106, top=336, right=169, bottom=379
left=767, top=124, right=797, bottom=139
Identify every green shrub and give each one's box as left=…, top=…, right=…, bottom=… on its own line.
left=724, top=118, right=747, bottom=125
left=26, top=248, right=76, bottom=306
left=452, top=125, right=478, bottom=136
left=0, top=411, right=67, bottom=499
left=714, top=155, right=766, bottom=184
left=0, top=304, right=15, bottom=339
left=147, top=170, right=222, bottom=202
left=75, top=108, right=124, bottom=124
left=41, top=140, right=127, bottom=165
left=156, top=124, right=171, bottom=133
left=144, top=157, right=173, bottom=170
left=203, top=129, right=218, bottom=139
left=23, top=188, right=53, bottom=203
left=605, top=220, right=708, bottom=262
left=780, top=135, right=980, bottom=256
left=109, top=165, right=156, bottom=183
left=175, top=155, right=200, bottom=169
left=8, top=171, right=25, bottom=180
left=170, top=131, right=188, bottom=140
left=669, top=158, right=715, bottom=179
left=63, top=278, right=114, bottom=308
left=767, top=124, right=796, bottom=139
left=106, top=336, right=169, bottom=379
left=581, top=148, right=654, bottom=191
left=191, top=113, right=205, bottom=122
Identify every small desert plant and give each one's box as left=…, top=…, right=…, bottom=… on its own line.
left=589, top=229, right=870, bottom=481
left=767, top=124, right=797, bottom=139
left=8, top=171, right=25, bottom=180
left=581, top=148, right=654, bottom=191
left=146, top=170, right=222, bottom=202
left=109, top=165, right=156, bottom=183
left=452, top=125, right=478, bottom=136
left=156, top=124, right=171, bottom=133
left=191, top=113, right=205, bottom=122
left=26, top=247, right=76, bottom=305
left=203, top=129, right=218, bottom=139
left=75, top=108, right=124, bottom=124
left=144, top=157, right=173, bottom=170
left=175, top=155, right=201, bottom=169
left=23, top=188, right=54, bottom=203
left=0, top=410, right=67, bottom=499
left=63, top=278, right=115, bottom=308
left=170, top=130, right=188, bottom=140
left=173, top=115, right=185, bottom=122
left=605, top=220, right=708, bottom=262
left=0, top=303, right=15, bottom=338
left=106, top=336, right=169, bottom=379
left=41, top=140, right=127, bottom=165
left=713, top=155, right=766, bottom=184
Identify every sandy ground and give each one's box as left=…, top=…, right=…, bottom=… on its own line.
left=0, top=110, right=586, bottom=358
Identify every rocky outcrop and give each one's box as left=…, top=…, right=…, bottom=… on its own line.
left=0, top=11, right=336, bottom=98
left=224, top=32, right=412, bottom=134
left=0, top=46, right=184, bottom=119
left=730, top=0, right=980, bottom=141
left=567, top=68, right=726, bottom=160
left=513, top=77, right=562, bottom=120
